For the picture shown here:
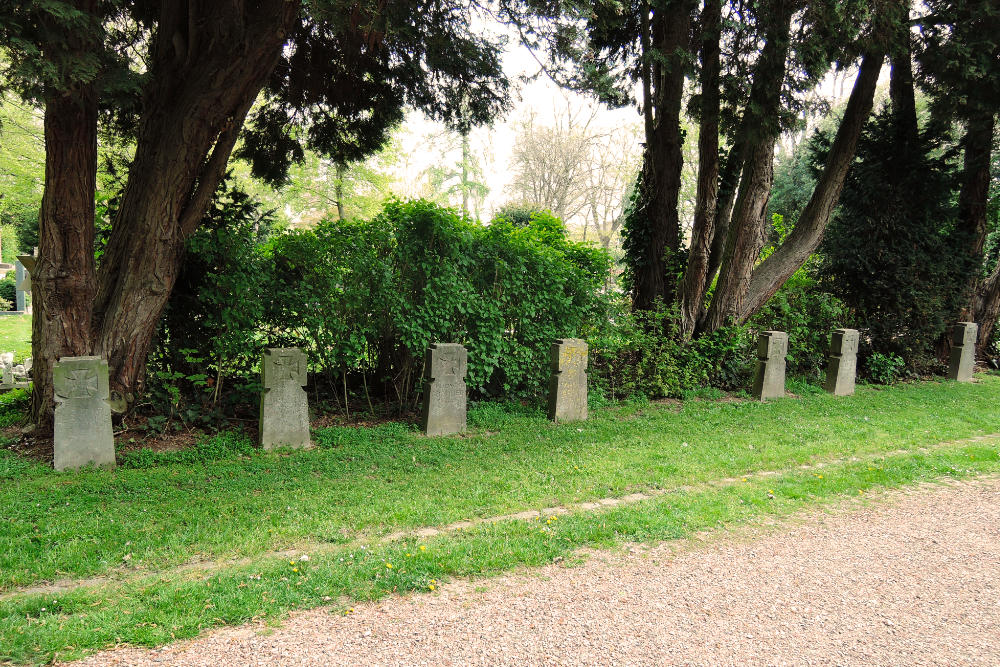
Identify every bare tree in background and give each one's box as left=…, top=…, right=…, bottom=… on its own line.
left=581, top=123, right=642, bottom=249
left=507, top=101, right=641, bottom=248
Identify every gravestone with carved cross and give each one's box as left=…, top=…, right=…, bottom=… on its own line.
left=752, top=331, right=788, bottom=401
left=948, top=322, right=978, bottom=382
left=547, top=338, right=588, bottom=422
left=824, top=328, right=859, bottom=396
left=53, top=356, right=116, bottom=471
left=259, top=347, right=311, bottom=449
left=421, top=343, right=467, bottom=436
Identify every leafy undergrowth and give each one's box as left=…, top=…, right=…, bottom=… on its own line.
left=1, top=376, right=998, bottom=663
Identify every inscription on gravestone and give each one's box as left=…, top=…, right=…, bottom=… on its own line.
left=948, top=322, right=978, bottom=382
left=421, top=343, right=467, bottom=436
left=824, top=328, right=859, bottom=396
left=548, top=338, right=588, bottom=422
left=53, top=356, right=115, bottom=471
left=752, top=331, right=788, bottom=401
left=259, top=347, right=311, bottom=450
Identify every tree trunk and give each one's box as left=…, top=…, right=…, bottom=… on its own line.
left=30, top=0, right=100, bottom=433
left=737, top=51, right=883, bottom=320
left=677, top=0, right=721, bottom=338
left=628, top=1, right=692, bottom=311
left=976, top=265, right=1000, bottom=357
left=702, top=135, right=745, bottom=298
left=335, top=162, right=347, bottom=221
left=89, top=0, right=299, bottom=408
left=701, top=2, right=794, bottom=332
left=962, top=112, right=998, bottom=356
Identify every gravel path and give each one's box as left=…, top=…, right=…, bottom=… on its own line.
left=80, top=478, right=1000, bottom=666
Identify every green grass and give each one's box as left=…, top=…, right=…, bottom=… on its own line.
left=1, top=375, right=999, bottom=663
left=0, top=312, right=30, bottom=361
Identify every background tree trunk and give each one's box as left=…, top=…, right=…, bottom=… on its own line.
left=677, top=0, right=721, bottom=338
left=30, top=0, right=100, bottom=432
left=628, top=1, right=692, bottom=311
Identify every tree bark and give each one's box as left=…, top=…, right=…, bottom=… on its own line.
left=738, top=52, right=883, bottom=320
left=701, top=1, right=794, bottom=331
left=629, top=0, right=692, bottom=311
left=30, top=0, right=100, bottom=432
left=677, top=0, right=721, bottom=338
left=89, top=0, right=299, bottom=407
left=962, top=112, right=998, bottom=355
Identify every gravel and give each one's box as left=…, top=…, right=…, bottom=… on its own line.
left=80, top=478, right=1000, bottom=666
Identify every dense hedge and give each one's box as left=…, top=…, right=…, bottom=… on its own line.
left=154, top=197, right=612, bottom=411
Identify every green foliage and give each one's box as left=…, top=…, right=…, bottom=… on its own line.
left=0, top=274, right=15, bottom=309
left=160, top=197, right=612, bottom=408
left=589, top=301, right=754, bottom=400
left=865, top=352, right=906, bottom=385
left=749, top=267, right=848, bottom=379
left=817, top=106, right=975, bottom=368
left=119, top=431, right=257, bottom=469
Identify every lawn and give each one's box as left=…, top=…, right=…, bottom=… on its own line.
left=1, top=375, right=998, bottom=664
left=0, top=312, right=30, bottom=361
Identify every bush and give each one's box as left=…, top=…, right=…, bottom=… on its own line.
left=0, top=275, right=15, bottom=310
left=158, top=197, right=613, bottom=410
left=589, top=301, right=755, bottom=400
left=865, top=352, right=905, bottom=385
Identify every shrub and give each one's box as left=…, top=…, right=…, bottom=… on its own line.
left=157, top=197, right=613, bottom=410
left=588, top=301, right=755, bottom=400
left=0, top=275, right=15, bottom=309
left=865, top=352, right=905, bottom=385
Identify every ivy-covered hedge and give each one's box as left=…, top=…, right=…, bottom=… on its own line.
left=154, top=198, right=612, bottom=410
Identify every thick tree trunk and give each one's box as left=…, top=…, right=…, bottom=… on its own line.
left=30, top=0, right=100, bottom=433
left=629, top=0, right=692, bottom=311
left=976, top=265, right=1000, bottom=357
left=701, top=2, right=793, bottom=332
left=677, top=0, right=721, bottom=338
left=962, top=112, right=998, bottom=356
left=89, top=0, right=299, bottom=407
left=738, top=51, right=883, bottom=319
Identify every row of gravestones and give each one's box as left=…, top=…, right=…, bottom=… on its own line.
left=753, top=321, right=979, bottom=399
left=51, top=323, right=980, bottom=471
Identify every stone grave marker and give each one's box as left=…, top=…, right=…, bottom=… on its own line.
left=421, top=343, right=467, bottom=436
left=53, top=356, right=115, bottom=471
left=259, top=347, right=311, bottom=449
left=948, top=322, right=978, bottom=382
left=823, top=328, right=859, bottom=396
left=752, top=330, right=788, bottom=401
left=547, top=338, right=588, bottom=422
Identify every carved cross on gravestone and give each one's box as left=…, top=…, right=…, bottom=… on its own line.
left=752, top=331, right=788, bottom=401
left=53, top=356, right=116, bottom=471
left=259, top=347, right=311, bottom=449
left=824, top=328, right=859, bottom=396
left=421, top=343, right=468, bottom=436
left=948, top=322, right=978, bottom=382
left=548, top=338, right=588, bottom=422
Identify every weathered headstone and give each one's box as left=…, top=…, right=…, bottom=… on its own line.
left=823, top=328, right=859, bottom=396
left=14, top=260, right=27, bottom=312
left=16, top=253, right=35, bottom=314
left=53, top=356, right=115, bottom=471
left=259, top=347, right=311, bottom=450
left=421, top=343, right=467, bottom=436
left=547, top=338, right=588, bottom=422
left=948, top=321, right=978, bottom=382
left=752, top=330, right=788, bottom=401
